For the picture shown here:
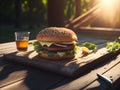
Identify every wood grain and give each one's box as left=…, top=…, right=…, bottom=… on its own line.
left=51, top=55, right=120, bottom=90
left=4, top=43, right=120, bottom=77
left=0, top=36, right=120, bottom=90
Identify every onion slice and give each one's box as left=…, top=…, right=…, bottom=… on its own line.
left=54, top=43, right=68, bottom=47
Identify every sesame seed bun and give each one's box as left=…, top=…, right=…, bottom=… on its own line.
left=33, top=27, right=78, bottom=60
left=36, top=27, right=77, bottom=42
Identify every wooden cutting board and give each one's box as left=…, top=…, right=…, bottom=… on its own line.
left=3, top=45, right=120, bottom=77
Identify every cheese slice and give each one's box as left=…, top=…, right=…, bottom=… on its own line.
left=39, top=41, right=53, bottom=47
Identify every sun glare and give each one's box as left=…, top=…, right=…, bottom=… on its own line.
left=102, top=0, right=114, bottom=7
left=95, top=0, right=120, bottom=27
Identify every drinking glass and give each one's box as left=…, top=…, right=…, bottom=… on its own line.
left=15, top=31, right=30, bottom=51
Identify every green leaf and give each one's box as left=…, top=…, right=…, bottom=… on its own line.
left=106, top=37, right=120, bottom=52
left=82, top=42, right=97, bottom=51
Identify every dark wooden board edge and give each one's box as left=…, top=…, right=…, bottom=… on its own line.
left=73, top=49, right=120, bottom=76
left=3, top=53, right=74, bottom=77
left=3, top=49, right=120, bottom=77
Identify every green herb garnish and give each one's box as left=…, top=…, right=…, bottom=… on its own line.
left=82, top=42, right=97, bottom=51
left=106, top=36, right=120, bottom=52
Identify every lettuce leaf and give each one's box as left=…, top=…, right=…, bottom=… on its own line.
left=33, top=41, right=80, bottom=57
left=82, top=42, right=97, bottom=51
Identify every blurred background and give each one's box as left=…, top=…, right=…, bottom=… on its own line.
left=0, top=0, right=120, bottom=43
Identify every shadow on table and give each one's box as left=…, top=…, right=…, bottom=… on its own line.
left=0, top=53, right=119, bottom=90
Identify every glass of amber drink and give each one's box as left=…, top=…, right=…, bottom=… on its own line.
left=15, top=31, right=30, bottom=51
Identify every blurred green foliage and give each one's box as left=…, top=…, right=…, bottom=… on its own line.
left=1, top=0, right=120, bottom=43
left=0, top=0, right=48, bottom=25
left=64, top=0, right=90, bottom=21
left=0, top=24, right=47, bottom=43
left=0, top=0, right=91, bottom=43
left=0, top=0, right=90, bottom=25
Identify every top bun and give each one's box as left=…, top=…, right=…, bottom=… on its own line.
left=36, top=27, right=77, bottom=42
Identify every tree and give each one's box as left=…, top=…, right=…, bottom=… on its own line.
left=47, top=0, right=64, bottom=27
left=75, top=0, right=81, bottom=17
left=28, top=0, right=34, bottom=28
left=15, top=0, right=21, bottom=28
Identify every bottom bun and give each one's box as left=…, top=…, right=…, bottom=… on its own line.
left=39, top=53, right=75, bottom=60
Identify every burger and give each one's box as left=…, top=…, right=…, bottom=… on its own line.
left=33, top=27, right=80, bottom=60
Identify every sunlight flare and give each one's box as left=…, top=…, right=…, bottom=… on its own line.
left=100, top=0, right=120, bottom=27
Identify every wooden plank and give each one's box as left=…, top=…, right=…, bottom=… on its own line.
left=78, top=27, right=120, bottom=38
left=0, top=46, right=65, bottom=90
left=0, top=66, right=65, bottom=90
left=0, top=40, right=35, bottom=51
left=0, top=48, right=28, bottom=88
left=51, top=55, right=120, bottom=90
left=0, top=64, right=27, bottom=88
left=1, top=55, right=120, bottom=90
left=0, top=40, right=35, bottom=48
left=65, top=2, right=103, bottom=29
left=2, top=36, right=118, bottom=77
left=0, top=56, right=65, bottom=90
left=0, top=36, right=119, bottom=88
left=0, top=80, right=28, bottom=90
left=0, top=38, right=119, bottom=90
left=0, top=42, right=15, bottom=47
left=0, top=37, right=110, bottom=61
left=0, top=43, right=33, bottom=55
left=3, top=43, right=120, bottom=77
left=84, top=59, right=120, bottom=90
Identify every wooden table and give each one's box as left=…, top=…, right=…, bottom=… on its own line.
left=0, top=34, right=120, bottom=90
